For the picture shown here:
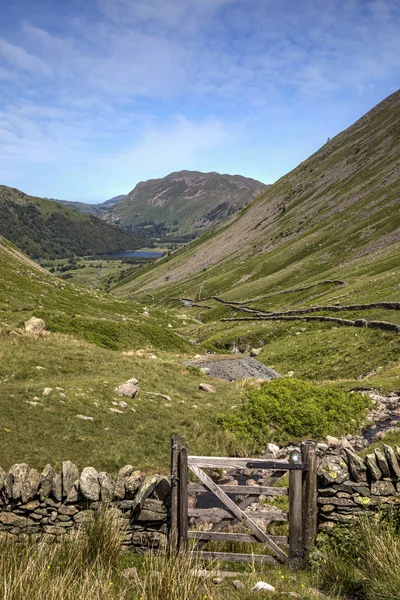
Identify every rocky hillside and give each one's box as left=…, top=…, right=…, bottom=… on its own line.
left=105, top=170, right=266, bottom=237
left=120, top=90, right=400, bottom=302
left=0, top=186, right=141, bottom=259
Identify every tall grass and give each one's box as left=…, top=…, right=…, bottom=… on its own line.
left=314, top=513, right=400, bottom=600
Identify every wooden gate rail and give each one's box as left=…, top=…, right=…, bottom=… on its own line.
left=169, top=438, right=317, bottom=568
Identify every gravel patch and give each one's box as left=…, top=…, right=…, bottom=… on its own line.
left=183, top=357, right=281, bottom=381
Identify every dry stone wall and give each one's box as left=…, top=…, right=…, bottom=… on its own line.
left=0, top=461, right=170, bottom=553
left=317, top=445, right=400, bottom=530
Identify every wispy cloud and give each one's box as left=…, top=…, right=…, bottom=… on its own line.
left=0, top=0, right=399, bottom=199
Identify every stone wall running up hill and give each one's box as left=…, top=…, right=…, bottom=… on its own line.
left=0, top=462, right=170, bottom=553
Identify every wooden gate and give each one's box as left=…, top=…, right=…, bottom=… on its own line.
left=169, top=438, right=317, bottom=568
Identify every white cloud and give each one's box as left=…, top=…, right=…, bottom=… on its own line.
left=0, top=39, right=53, bottom=76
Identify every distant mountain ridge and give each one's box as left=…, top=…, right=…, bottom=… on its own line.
left=0, top=186, right=140, bottom=260
left=106, top=170, right=267, bottom=237
left=54, top=195, right=126, bottom=216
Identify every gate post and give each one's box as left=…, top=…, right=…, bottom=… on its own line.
left=178, top=439, right=188, bottom=552
left=301, top=441, right=317, bottom=554
left=288, top=464, right=303, bottom=569
left=169, top=436, right=179, bottom=553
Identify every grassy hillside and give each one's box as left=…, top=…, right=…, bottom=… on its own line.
left=55, top=195, right=126, bottom=216
left=113, top=90, right=400, bottom=390
left=106, top=170, right=266, bottom=236
left=0, top=186, right=140, bottom=259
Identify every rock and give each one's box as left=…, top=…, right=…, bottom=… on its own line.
left=318, top=455, right=349, bottom=485
left=250, top=348, right=262, bottom=357
left=51, top=473, right=63, bottom=502
left=121, top=567, right=139, bottom=582
left=251, top=581, right=275, bottom=592
left=0, top=512, right=27, bottom=526
left=76, top=415, right=94, bottom=421
left=98, top=472, right=115, bottom=503
left=21, top=468, right=40, bottom=502
left=213, top=577, right=224, bottom=585
left=199, top=383, right=216, bottom=393
left=131, top=476, right=158, bottom=512
left=62, top=461, right=79, bottom=498
left=374, top=449, right=391, bottom=478
left=80, top=467, right=100, bottom=501
left=114, top=465, right=135, bottom=500
left=344, top=449, right=367, bottom=482
left=365, top=454, right=382, bottom=481
left=4, top=464, right=30, bottom=499
left=125, top=471, right=142, bottom=499
left=118, top=401, right=129, bottom=409
left=108, top=408, right=123, bottom=414
left=326, top=436, right=340, bottom=446
left=142, top=311, right=149, bottom=318
left=136, top=499, right=167, bottom=522
left=66, top=480, right=80, bottom=503
left=73, top=510, right=94, bottom=524
left=43, top=388, right=52, bottom=396
left=24, top=317, right=46, bottom=334
left=383, top=444, right=400, bottom=478
left=232, top=580, right=245, bottom=590
left=114, top=378, right=139, bottom=398
left=0, top=467, right=6, bottom=493
left=199, top=367, right=210, bottom=375
left=40, top=465, right=56, bottom=500
left=58, top=505, right=79, bottom=516
left=371, top=480, right=396, bottom=496
left=267, top=443, right=280, bottom=457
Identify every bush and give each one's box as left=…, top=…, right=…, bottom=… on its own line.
left=218, top=378, right=369, bottom=449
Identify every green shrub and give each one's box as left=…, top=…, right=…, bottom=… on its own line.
left=218, top=378, right=369, bottom=449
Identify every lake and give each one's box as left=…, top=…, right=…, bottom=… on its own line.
left=107, top=250, right=164, bottom=259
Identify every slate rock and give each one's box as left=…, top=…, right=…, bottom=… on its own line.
left=374, top=449, right=390, bottom=478
left=21, top=468, right=40, bottom=503
left=383, top=444, right=400, bottom=478
left=98, top=472, right=115, bottom=503
left=125, top=471, right=143, bottom=499
left=365, top=454, right=382, bottom=481
left=66, top=480, right=80, bottom=503
left=51, top=473, right=63, bottom=502
left=5, top=464, right=30, bottom=499
left=62, top=462, right=79, bottom=498
left=371, top=480, right=396, bottom=496
left=131, top=476, right=158, bottom=512
left=80, top=467, right=100, bottom=501
left=344, top=449, right=367, bottom=482
left=318, top=455, right=349, bottom=485
left=40, top=464, right=56, bottom=500
left=136, top=499, right=167, bottom=522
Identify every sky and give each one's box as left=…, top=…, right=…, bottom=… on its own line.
left=0, top=0, right=399, bottom=203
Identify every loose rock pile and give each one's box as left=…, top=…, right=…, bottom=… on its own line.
left=0, top=462, right=170, bottom=553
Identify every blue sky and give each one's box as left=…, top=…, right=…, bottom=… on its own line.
left=0, top=0, right=399, bottom=202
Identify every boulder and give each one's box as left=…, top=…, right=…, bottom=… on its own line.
left=326, top=436, right=340, bottom=446
left=365, top=454, right=382, bottom=481
left=371, top=480, right=396, bottom=496
left=374, top=449, right=391, bottom=478
left=24, top=317, right=46, bottom=334
left=199, top=383, right=216, bottom=393
left=98, top=472, right=115, bottom=503
left=344, top=449, right=367, bottom=482
left=114, top=378, right=139, bottom=398
left=80, top=467, right=100, bottom=501
left=62, top=461, right=79, bottom=498
left=266, top=443, right=280, bottom=457
left=318, top=455, right=349, bottom=485
left=40, top=464, right=56, bottom=500
left=43, top=388, right=52, bottom=396
left=251, top=581, right=276, bottom=592
left=114, top=465, right=135, bottom=500
left=131, top=476, right=158, bottom=512
left=125, top=471, right=143, bottom=499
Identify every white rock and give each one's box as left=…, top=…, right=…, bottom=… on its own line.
left=167, top=323, right=173, bottom=328
left=76, top=415, right=94, bottom=421
left=143, top=311, right=150, bottom=318
left=43, top=388, right=52, bottom=396
left=251, top=581, right=275, bottom=593
left=118, top=401, right=129, bottom=408
left=267, top=443, right=280, bottom=456
left=199, top=383, right=216, bottom=393
left=24, top=317, right=46, bottom=334
left=250, top=348, right=262, bottom=357
left=114, top=378, right=139, bottom=398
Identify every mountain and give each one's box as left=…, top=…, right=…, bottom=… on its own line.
left=0, top=186, right=140, bottom=260
left=119, top=90, right=400, bottom=303
left=54, top=195, right=126, bottom=216
left=105, top=171, right=267, bottom=237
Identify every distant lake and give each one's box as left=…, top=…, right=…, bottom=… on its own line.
left=107, top=250, right=164, bottom=259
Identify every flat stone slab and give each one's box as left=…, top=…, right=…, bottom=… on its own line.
left=183, top=357, right=280, bottom=382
